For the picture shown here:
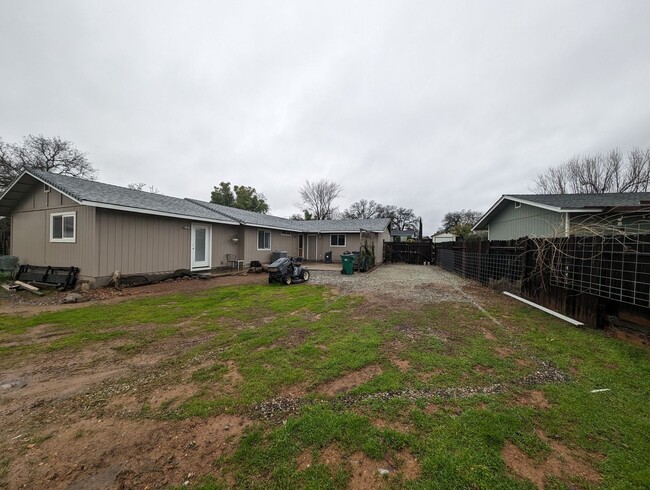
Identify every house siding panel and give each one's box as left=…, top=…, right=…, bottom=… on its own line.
left=96, top=209, right=191, bottom=279
left=488, top=203, right=564, bottom=240
left=10, top=186, right=97, bottom=279
left=242, top=227, right=299, bottom=264
left=210, top=223, right=240, bottom=267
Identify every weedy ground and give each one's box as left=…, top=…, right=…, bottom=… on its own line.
left=0, top=267, right=648, bottom=489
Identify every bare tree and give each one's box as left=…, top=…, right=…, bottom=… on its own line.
left=342, top=199, right=381, bottom=219
left=534, top=147, right=650, bottom=194
left=298, top=179, right=342, bottom=220
left=128, top=182, right=160, bottom=193
left=1, top=135, right=97, bottom=191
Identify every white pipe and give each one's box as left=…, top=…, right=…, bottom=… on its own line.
left=502, top=291, right=584, bottom=326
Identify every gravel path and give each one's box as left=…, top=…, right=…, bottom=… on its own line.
left=308, top=264, right=472, bottom=303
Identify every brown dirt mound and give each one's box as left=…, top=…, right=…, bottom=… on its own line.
left=317, top=365, right=383, bottom=396
left=7, top=414, right=252, bottom=489
left=348, top=449, right=420, bottom=489
left=515, top=390, right=551, bottom=409
left=502, top=430, right=603, bottom=489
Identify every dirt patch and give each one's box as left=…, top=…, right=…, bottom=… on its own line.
left=317, top=365, right=383, bottom=396
left=515, top=390, right=551, bottom=409
left=6, top=414, right=252, bottom=489
left=474, top=364, right=496, bottom=374
left=494, top=346, right=514, bottom=358
left=371, top=418, right=412, bottom=433
left=0, top=273, right=267, bottom=316
left=289, top=308, right=322, bottom=322
left=481, top=327, right=497, bottom=341
left=417, top=368, right=442, bottom=382
left=272, top=328, right=311, bottom=349
left=296, top=448, right=312, bottom=471
left=502, top=431, right=603, bottom=489
left=224, top=360, right=243, bottom=385
left=319, top=443, right=344, bottom=468
left=348, top=449, right=420, bottom=489
left=390, top=357, right=411, bottom=372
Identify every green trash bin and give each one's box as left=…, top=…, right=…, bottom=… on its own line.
left=340, top=254, right=355, bottom=275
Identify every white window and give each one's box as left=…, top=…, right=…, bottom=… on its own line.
left=281, top=230, right=291, bottom=236
left=50, top=212, right=76, bottom=242
left=330, top=234, right=346, bottom=247
left=514, top=202, right=521, bottom=209
left=257, top=229, right=271, bottom=250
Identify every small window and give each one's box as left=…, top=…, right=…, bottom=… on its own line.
left=330, top=234, right=346, bottom=247
left=257, top=229, right=271, bottom=250
left=43, top=184, right=50, bottom=193
left=514, top=202, right=521, bottom=209
left=50, top=212, right=76, bottom=242
left=281, top=230, right=291, bottom=236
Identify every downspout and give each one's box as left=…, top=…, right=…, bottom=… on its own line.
left=565, top=212, right=570, bottom=237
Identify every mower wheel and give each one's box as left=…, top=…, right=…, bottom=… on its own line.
left=301, top=270, right=310, bottom=282
left=283, top=275, right=292, bottom=285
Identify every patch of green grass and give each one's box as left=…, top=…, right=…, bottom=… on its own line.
left=1, top=280, right=649, bottom=488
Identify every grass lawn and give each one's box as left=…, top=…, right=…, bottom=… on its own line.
left=0, top=281, right=648, bottom=489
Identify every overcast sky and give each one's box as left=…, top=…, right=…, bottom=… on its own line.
left=1, top=1, right=649, bottom=234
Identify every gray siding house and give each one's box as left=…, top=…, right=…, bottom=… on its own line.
left=474, top=193, right=650, bottom=240
left=0, top=171, right=391, bottom=287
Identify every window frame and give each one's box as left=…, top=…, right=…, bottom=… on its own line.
left=281, top=230, right=291, bottom=237
left=50, top=211, right=76, bottom=243
left=514, top=202, right=521, bottom=209
left=330, top=234, right=346, bottom=247
left=257, top=229, right=271, bottom=250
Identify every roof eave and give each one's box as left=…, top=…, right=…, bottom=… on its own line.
left=83, top=201, right=239, bottom=225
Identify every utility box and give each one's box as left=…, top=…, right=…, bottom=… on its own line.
left=0, top=255, right=18, bottom=272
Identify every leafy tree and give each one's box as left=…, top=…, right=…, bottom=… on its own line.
left=534, top=147, right=650, bottom=194
left=298, top=179, right=342, bottom=220
left=210, top=181, right=269, bottom=213
left=210, top=182, right=236, bottom=207
left=438, top=209, right=483, bottom=239
left=1, top=135, right=97, bottom=191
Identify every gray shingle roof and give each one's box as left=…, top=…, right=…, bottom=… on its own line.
left=20, top=170, right=238, bottom=223
left=508, top=192, right=650, bottom=209
left=188, top=198, right=391, bottom=233
left=2, top=171, right=391, bottom=234
left=186, top=199, right=302, bottom=231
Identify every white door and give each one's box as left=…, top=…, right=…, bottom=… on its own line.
left=191, top=223, right=212, bottom=270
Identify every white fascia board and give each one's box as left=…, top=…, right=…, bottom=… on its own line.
left=472, top=195, right=603, bottom=231
left=83, top=201, right=239, bottom=225
left=506, top=195, right=602, bottom=214
left=241, top=222, right=303, bottom=233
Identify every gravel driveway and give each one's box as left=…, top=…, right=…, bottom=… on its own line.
left=308, top=264, right=472, bottom=303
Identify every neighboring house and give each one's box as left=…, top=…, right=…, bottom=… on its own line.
left=473, top=193, right=650, bottom=241
left=390, top=229, right=417, bottom=242
left=0, top=170, right=391, bottom=287
left=431, top=232, right=456, bottom=244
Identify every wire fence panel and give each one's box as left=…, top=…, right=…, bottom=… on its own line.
left=436, top=234, right=650, bottom=311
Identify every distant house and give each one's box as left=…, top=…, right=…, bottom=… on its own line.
left=0, top=170, right=391, bottom=287
left=473, top=193, right=650, bottom=241
left=390, top=229, right=417, bottom=242
left=431, top=232, right=456, bottom=244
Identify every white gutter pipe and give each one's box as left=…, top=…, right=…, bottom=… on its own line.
left=502, top=292, right=584, bottom=326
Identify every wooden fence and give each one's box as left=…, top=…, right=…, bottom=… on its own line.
left=383, top=241, right=434, bottom=264
left=436, top=236, right=650, bottom=340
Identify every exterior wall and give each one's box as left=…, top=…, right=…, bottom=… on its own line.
left=211, top=223, right=240, bottom=266
left=95, top=208, right=193, bottom=279
left=10, top=187, right=97, bottom=279
left=241, top=227, right=300, bottom=264
left=374, top=229, right=391, bottom=263
left=570, top=212, right=650, bottom=236
left=487, top=202, right=564, bottom=240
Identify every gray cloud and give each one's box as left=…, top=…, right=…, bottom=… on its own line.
left=1, top=1, right=649, bottom=234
